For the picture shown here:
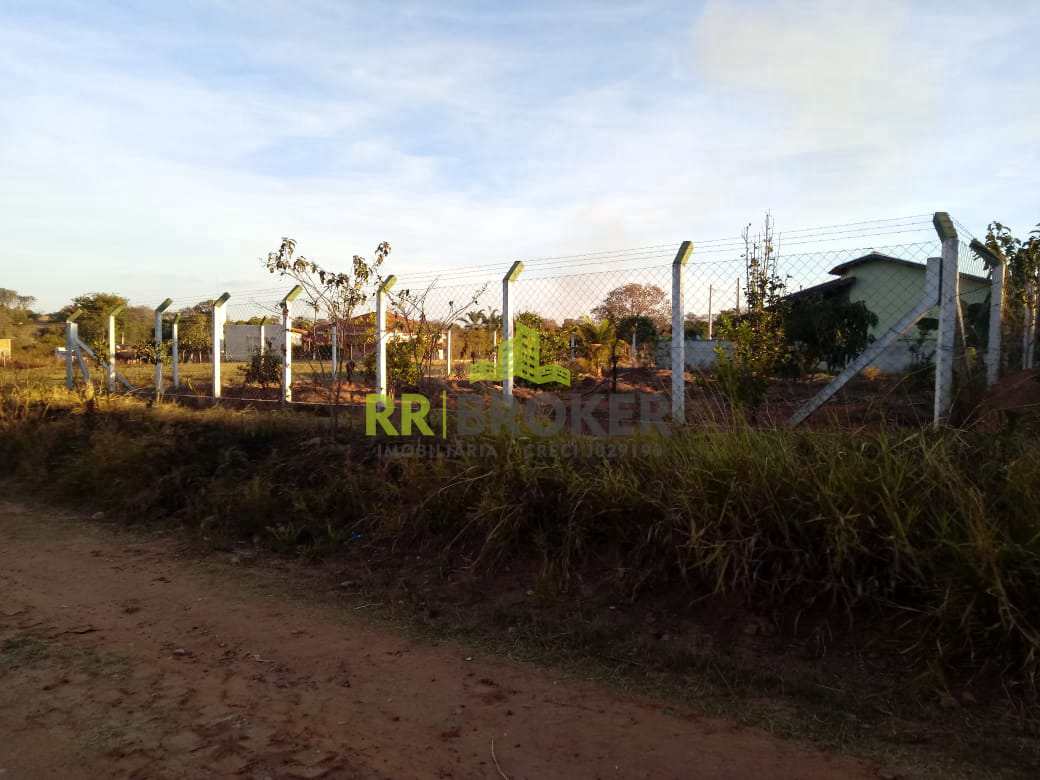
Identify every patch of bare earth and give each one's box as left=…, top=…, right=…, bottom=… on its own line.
left=0, top=501, right=872, bottom=779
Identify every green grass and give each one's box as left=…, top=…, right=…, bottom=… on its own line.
left=1, top=381, right=1039, bottom=701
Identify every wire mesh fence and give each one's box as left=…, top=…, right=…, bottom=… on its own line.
left=47, top=212, right=1027, bottom=429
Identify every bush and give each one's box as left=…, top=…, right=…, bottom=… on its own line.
left=783, top=296, right=878, bottom=374
left=241, top=348, right=282, bottom=388
left=714, top=310, right=787, bottom=415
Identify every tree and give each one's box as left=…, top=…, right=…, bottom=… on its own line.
left=263, top=238, right=390, bottom=418
left=683, top=313, right=709, bottom=340
left=386, top=281, right=486, bottom=386
left=0, top=289, right=45, bottom=360
left=714, top=214, right=789, bottom=417
left=783, top=296, right=878, bottom=374
left=985, top=221, right=1040, bottom=367
left=576, top=317, right=629, bottom=389
left=57, top=293, right=151, bottom=345
left=592, top=283, right=668, bottom=329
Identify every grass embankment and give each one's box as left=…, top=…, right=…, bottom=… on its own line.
left=3, top=385, right=1039, bottom=694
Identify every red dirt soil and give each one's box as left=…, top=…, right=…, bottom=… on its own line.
left=0, top=501, right=874, bottom=779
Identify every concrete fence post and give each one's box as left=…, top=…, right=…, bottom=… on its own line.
left=107, top=305, right=123, bottom=393
left=502, top=261, right=523, bottom=404
left=376, top=275, right=397, bottom=407
left=671, top=241, right=693, bottom=423
left=933, top=212, right=959, bottom=425
left=331, top=324, right=338, bottom=380
left=707, top=284, right=714, bottom=340
left=281, top=286, right=303, bottom=403
left=445, top=327, right=452, bottom=377
left=154, top=298, right=172, bottom=400
left=258, top=317, right=267, bottom=356
left=212, top=293, right=230, bottom=400
left=970, top=239, right=1006, bottom=387
left=171, top=313, right=181, bottom=390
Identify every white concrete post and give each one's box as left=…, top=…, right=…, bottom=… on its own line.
left=631, top=330, right=637, bottom=365
left=64, top=320, right=73, bottom=388
left=671, top=241, right=694, bottom=422
left=375, top=275, right=397, bottom=406
left=933, top=213, right=959, bottom=425
left=171, top=313, right=181, bottom=390
left=492, top=329, right=498, bottom=366
left=735, top=277, right=741, bottom=315
left=258, top=318, right=266, bottom=355
left=107, top=305, right=122, bottom=393
left=154, top=298, right=172, bottom=400
left=331, top=324, right=338, bottom=380
left=65, top=321, right=75, bottom=389
left=445, top=327, right=452, bottom=376
left=502, top=261, right=523, bottom=403
left=970, top=239, right=1006, bottom=388
left=212, top=292, right=230, bottom=399
left=280, top=285, right=303, bottom=403
left=65, top=309, right=83, bottom=389
left=707, top=284, right=714, bottom=340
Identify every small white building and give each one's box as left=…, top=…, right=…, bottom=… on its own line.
left=223, top=323, right=301, bottom=362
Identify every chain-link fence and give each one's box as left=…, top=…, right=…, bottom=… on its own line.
left=54, top=212, right=1022, bottom=429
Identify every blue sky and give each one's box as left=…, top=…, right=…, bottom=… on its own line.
left=1, top=0, right=1038, bottom=312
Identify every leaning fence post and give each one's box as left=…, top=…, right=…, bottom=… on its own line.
left=970, top=239, right=1006, bottom=387
left=671, top=241, right=694, bottom=422
left=280, top=286, right=303, bottom=403
left=375, top=275, right=397, bottom=406
left=502, top=261, right=523, bottom=403
left=154, top=299, right=172, bottom=400
left=64, top=308, right=84, bottom=389
left=171, top=313, right=181, bottom=389
left=933, top=212, right=959, bottom=425
left=212, top=292, right=230, bottom=400
left=107, top=304, right=123, bottom=393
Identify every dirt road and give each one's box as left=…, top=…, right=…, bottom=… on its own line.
left=0, top=501, right=873, bottom=779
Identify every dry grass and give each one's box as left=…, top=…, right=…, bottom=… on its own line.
left=2, top=380, right=1039, bottom=701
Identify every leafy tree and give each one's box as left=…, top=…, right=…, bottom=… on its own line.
left=0, top=289, right=47, bottom=361
left=783, top=296, right=878, bottom=373
left=683, top=313, right=709, bottom=340
left=58, top=293, right=152, bottom=345
left=576, top=317, right=629, bottom=390
left=592, top=283, right=668, bottom=329
left=985, top=221, right=1040, bottom=367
